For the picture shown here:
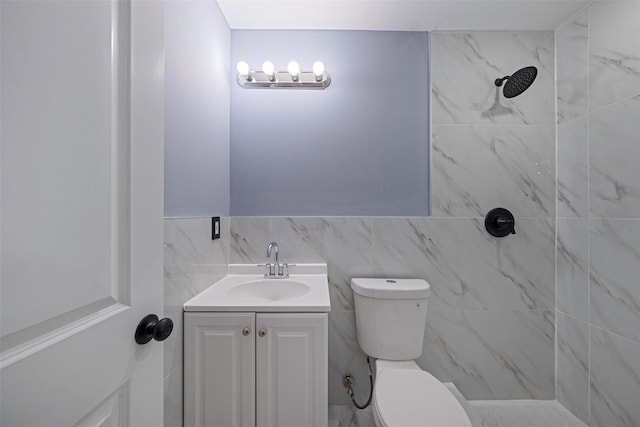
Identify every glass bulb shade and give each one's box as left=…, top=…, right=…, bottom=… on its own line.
left=236, top=61, right=250, bottom=76
left=262, top=61, right=275, bottom=76
left=287, top=61, right=300, bottom=77
left=312, top=61, right=325, bottom=76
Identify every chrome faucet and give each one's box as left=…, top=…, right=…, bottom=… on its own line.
left=266, top=241, right=279, bottom=264
left=265, top=242, right=288, bottom=278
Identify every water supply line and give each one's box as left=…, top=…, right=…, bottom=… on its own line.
left=343, top=357, right=374, bottom=409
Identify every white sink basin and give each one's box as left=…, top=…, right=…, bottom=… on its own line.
left=227, top=279, right=310, bottom=301
left=184, top=264, right=331, bottom=312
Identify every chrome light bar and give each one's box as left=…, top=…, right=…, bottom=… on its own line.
left=236, top=61, right=331, bottom=90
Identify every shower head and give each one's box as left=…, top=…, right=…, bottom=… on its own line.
left=494, top=66, right=538, bottom=98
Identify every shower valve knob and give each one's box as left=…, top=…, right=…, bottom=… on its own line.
left=135, top=314, right=174, bottom=345
left=485, top=208, right=516, bottom=238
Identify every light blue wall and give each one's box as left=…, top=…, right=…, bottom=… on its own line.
left=230, top=30, right=430, bottom=216
left=164, top=0, right=230, bottom=217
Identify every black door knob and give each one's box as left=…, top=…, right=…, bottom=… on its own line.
left=135, top=314, right=173, bottom=345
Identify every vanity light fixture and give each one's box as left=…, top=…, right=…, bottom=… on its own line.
left=235, top=60, right=331, bottom=89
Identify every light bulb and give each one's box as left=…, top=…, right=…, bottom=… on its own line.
left=312, top=61, right=325, bottom=80
left=262, top=61, right=275, bottom=80
left=287, top=61, right=300, bottom=81
left=236, top=61, right=250, bottom=76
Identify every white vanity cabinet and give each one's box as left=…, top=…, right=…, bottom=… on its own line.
left=184, top=312, right=328, bottom=427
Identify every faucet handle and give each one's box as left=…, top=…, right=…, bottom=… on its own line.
left=280, top=263, right=289, bottom=278
left=259, top=263, right=272, bottom=278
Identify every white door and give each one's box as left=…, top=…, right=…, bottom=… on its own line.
left=0, top=0, right=164, bottom=425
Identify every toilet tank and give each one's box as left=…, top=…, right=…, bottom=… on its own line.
left=351, top=278, right=430, bottom=360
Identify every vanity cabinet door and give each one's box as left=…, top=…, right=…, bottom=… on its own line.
left=184, top=312, right=256, bottom=427
left=256, top=313, right=328, bottom=427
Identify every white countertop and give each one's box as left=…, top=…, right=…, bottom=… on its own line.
left=184, top=263, right=331, bottom=312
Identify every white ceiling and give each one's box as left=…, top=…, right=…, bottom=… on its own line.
left=217, top=0, right=588, bottom=31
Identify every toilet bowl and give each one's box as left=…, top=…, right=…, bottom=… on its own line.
left=372, top=360, right=471, bottom=427
left=351, top=278, right=471, bottom=427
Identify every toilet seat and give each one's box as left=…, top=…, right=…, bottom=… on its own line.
left=373, top=368, right=472, bottom=427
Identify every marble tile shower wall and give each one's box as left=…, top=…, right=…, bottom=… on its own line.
left=555, top=2, right=640, bottom=427
left=228, top=31, right=557, bottom=405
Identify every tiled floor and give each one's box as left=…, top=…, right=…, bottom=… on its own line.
left=467, top=400, right=586, bottom=427
left=328, top=384, right=587, bottom=427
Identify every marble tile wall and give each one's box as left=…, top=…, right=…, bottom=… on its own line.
left=230, top=215, right=555, bottom=402
left=429, top=31, right=556, bottom=401
left=555, top=2, right=640, bottom=426
left=163, top=217, right=230, bottom=427
left=431, top=32, right=556, bottom=218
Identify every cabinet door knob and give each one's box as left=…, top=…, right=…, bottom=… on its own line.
left=242, top=327, right=250, bottom=336
left=258, top=329, right=266, bottom=337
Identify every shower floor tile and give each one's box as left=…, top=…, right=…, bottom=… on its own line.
left=467, top=400, right=587, bottom=427
left=329, top=384, right=587, bottom=427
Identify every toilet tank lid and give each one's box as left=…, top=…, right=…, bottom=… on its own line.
left=350, top=278, right=430, bottom=299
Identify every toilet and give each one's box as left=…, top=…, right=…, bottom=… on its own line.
left=351, top=278, right=472, bottom=427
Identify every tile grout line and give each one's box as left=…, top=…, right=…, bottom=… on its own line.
left=588, top=323, right=640, bottom=346
left=554, top=21, right=559, bottom=406
left=586, top=4, right=591, bottom=425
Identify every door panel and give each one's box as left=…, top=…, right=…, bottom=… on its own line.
left=0, top=0, right=164, bottom=425
left=1, top=0, right=123, bottom=345
left=72, top=383, right=130, bottom=427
